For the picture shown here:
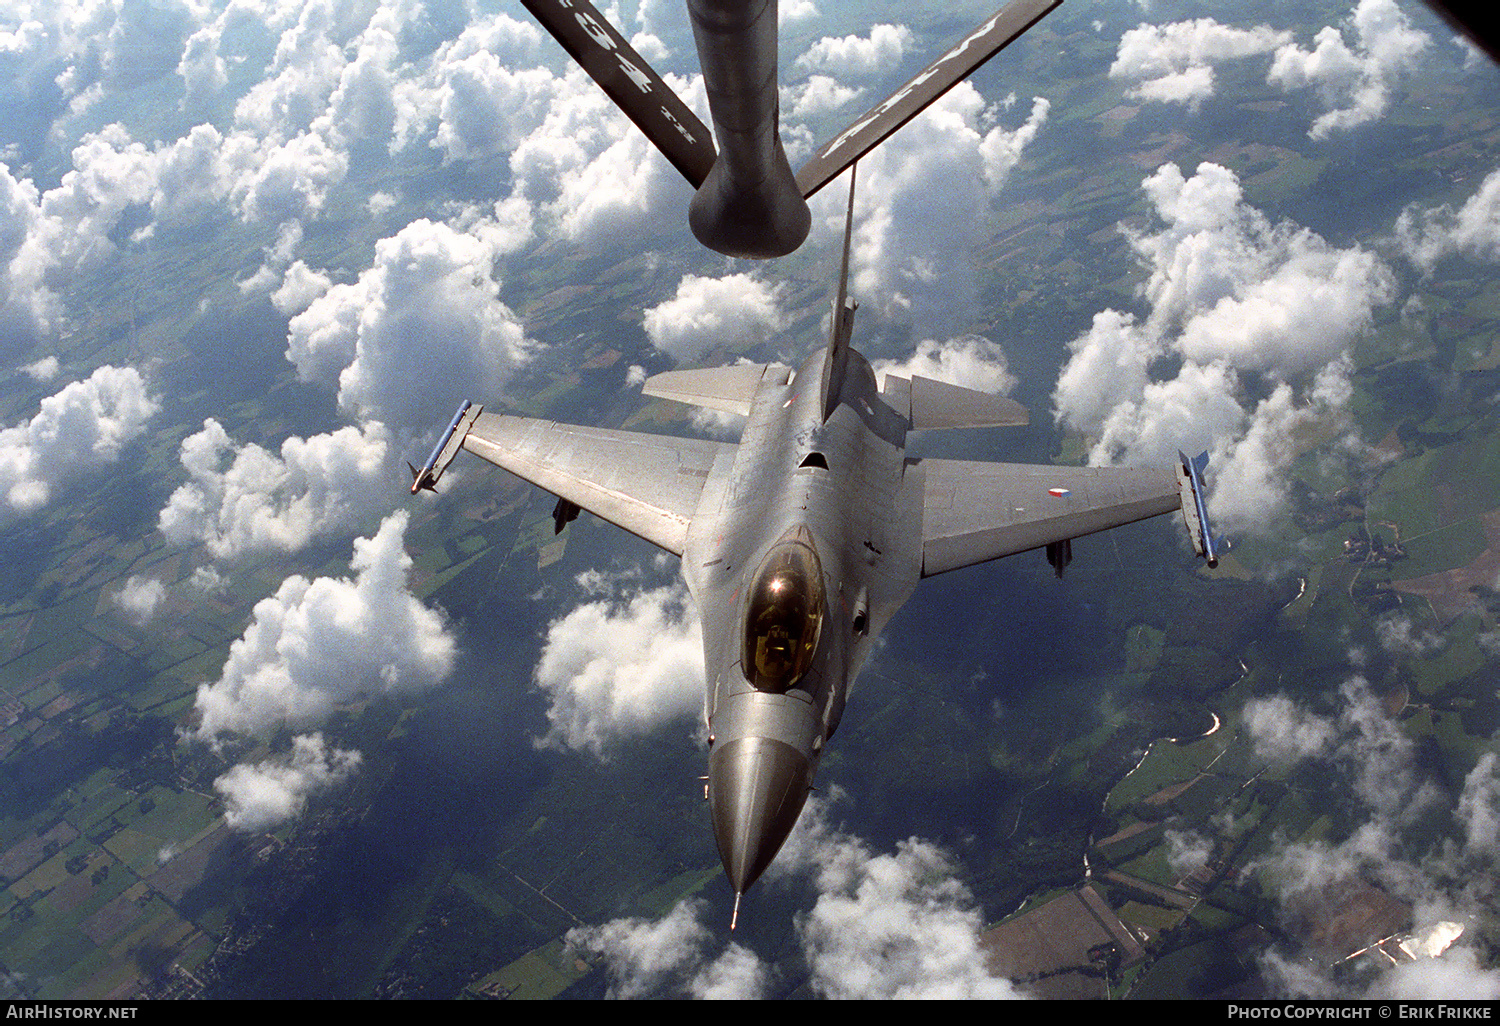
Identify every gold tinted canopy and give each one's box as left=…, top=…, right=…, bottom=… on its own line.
left=742, top=527, right=826, bottom=692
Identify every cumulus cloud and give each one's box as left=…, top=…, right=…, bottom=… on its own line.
left=1165, top=826, right=1213, bottom=878
left=779, top=0, right=818, bottom=26
left=813, top=83, right=1047, bottom=323
left=1246, top=678, right=1500, bottom=997
left=1052, top=162, right=1394, bottom=532
left=388, top=12, right=694, bottom=249
left=533, top=572, right=703, bottom=757
left=19, top=356, right=58, bottom=382
left=191, top=511, right=456, bottom=743
left=871, top=334, right=1018, bottom=394
left=1244, top=693, right=1337, bottom=765
left=566, top=900, right=770, bottom=999
left=112, top=575, right=166, bottom=626
left=1110, top=18, right=1292, bottom=110
left=1267, top=0, right=1430, bottom=139
left=642, top=273, right=788, bottom=361
left=1395, top=167, right=1500, bottom=273
left=1375, top=612, right=1445, bottom=656
left=214, top=732, right=362, bottom=834
left=794, top=23, right=913, bottom=78
left=0, top=364, right=158, bottom=515
left=777, top=796, right=1029, bottom=999
left=158, top=418, right=391, bottom=561
left=785, top=75, right=864, bottom=119
left=286, top=218, right=534, bottom=429
left=270, top=260, right=334, bottom=316
left=567, top=793, right=1027, bottom=999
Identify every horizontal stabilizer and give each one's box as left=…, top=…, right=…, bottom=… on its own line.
left=795, top=0, right=1062, bottom=199
left=643, top=363, right=791, bottom=416
left=883, top=374, right=1029, bottom=430
left=518, top=0, right=717, bottom=187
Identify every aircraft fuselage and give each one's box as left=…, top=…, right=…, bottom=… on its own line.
left=682, top=344, right=920, bottom=894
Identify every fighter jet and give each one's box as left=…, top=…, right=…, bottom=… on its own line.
left=514, top=0, right=1064, bottom=257
left=408, top=169, right=1219, bottom=924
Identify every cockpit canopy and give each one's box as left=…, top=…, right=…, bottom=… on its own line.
left=742, top=527, right=826, bottom=693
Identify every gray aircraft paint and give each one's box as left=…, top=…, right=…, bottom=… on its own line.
left=411, top=233, right=1214, bottom=910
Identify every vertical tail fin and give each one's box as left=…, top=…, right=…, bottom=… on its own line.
left=820, top=164, right=858, bottom=422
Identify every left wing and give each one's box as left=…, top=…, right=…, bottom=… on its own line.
left=917, top=459, right=1180, bottom=577
left=461, top=413, right=732, bottom=555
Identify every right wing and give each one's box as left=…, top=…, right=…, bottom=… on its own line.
left=461, top=413, right=732, bottom=555
left=918, top=459, right=1180, bottom=577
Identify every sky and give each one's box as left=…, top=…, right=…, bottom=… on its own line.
left=1, top=0, right=1498, bottom=999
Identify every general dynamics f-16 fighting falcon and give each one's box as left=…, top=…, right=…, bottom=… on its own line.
left=409, top=169, right=1220, bottom=926
left=514, top=0, right=1064, bottom=257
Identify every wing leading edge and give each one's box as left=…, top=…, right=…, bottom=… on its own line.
left=917, top=459, right=1181, bottom=577
left=461, top=412, right=733, bottom=555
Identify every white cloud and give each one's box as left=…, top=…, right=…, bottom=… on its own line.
left=755, top=792, right=1030, bottom=998
left=270, top=260, right=333, bottom=316
left=1110, top=19, right=1293, bottom=110
left=533, top=572, right=703, bottom=757
left=1165, top=826, right=1212, bottom=878
left=642, top=273, right=787, bottom=361
left=794, top=24, right=913, bottom=78
left=779, top=0, right=818, bottom=26
left=1244, top=693, right=1336, bottom=765
left=19, top=356, right=58, bottom=381
left=1246, top=678, right=1500, bottom=998
left=214, top=732, right=362, bottom=834
left=809, top=83, right=1046, bottom=322
left=286, top=218, right=534, bottom=430
left=566, top=900, right=770, bottom=999
left=794, top=833, right=1028, bottom=999
left=1375, top=612, right=1445, bottom=656
left=1395, top=167, right=1500, bottom=273
left=872, top=334, right=1017, bottom=394
left=785, top=75, right=864, bottom=119
left=1267, top=0, right=1430, bottom=139
left=979, top=96, right=1049, bottom=192
left=158, top=418, right=391, bottom=561
left=0, top=364, right=158, bottom=515
left=1052, top=162, right=1393, bottom=532
left=191, top=511, right=456, bottom=742
left=112, top=575, right=165, bottom=626
left=568, top=793, right=1028, bottom=999
left=1456, top=753, right=1500, bottom=855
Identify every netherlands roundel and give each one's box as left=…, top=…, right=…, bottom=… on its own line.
left=1048, top=487, right=1071, bottom=497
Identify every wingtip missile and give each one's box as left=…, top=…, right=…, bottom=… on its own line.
left=408, top=462, right=436, bottom=495
left=409, top=400, right=477, bottom=496
left=1177, top=450, right=1219, bottom=568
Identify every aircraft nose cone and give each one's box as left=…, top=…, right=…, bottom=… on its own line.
left=709, top=736, right=812, bottom=894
